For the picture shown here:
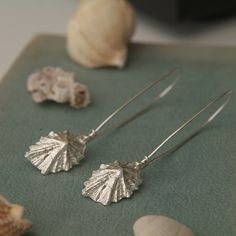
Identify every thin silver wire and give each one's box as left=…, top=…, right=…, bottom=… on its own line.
left=140, top=90, right=232, bottom=168
left=88, top=67, right=180, bottom=140
left=98, top=77, right=179, bottom=137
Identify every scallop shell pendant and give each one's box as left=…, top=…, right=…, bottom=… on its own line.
left=0, top=195, right=32, bottom=236
left=82, top=161, right=142, bottom=205
left=25, top=130, right=86, bottom=174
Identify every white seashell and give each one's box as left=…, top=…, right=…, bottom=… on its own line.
left=67, top=0, right=136, bottom=68
left=82, top=160, right=142, bottom=205
left=133, top=215, right=194, bottom=236
left=25, top=130, right=86, bottom=174
left=0, top=195, right=32, bottom=236
left=27, top=66, right=90, bottom=109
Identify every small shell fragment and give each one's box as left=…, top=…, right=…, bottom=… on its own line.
left=133, top=215, right=194, bottom=236
left=25, top=130, right=87, bottom=174
left=27, top=66, right=90, bottom=109
left=82, top=160, right=142, bottom=205
left=0, top=195, right=32, bottom=236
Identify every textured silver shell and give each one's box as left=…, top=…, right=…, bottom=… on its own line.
left=25, top=130, right=86, bottom=174
left=82, top=160, right=142, bottom=205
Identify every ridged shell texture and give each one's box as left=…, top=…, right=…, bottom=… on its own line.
left=82, top=161, right=142, bottom=205
left=25, top=130, right=86, bottom=174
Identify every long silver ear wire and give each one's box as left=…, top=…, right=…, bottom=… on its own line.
left=82, top=90, right=232, bottom=206
left=25, top=68, right=180, bottom=175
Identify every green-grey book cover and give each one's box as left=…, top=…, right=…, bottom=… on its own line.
left=0, top=35, right=236, bottom=236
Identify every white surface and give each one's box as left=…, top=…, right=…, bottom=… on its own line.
left=1, top=0, right=236, bottom=79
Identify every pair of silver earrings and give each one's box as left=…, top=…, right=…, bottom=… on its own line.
left=25, top=68, right=232, bottom=205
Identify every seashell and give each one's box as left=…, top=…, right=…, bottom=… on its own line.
left=133, top=215, right=194, bottom=236
left=27, top=66, right=90, bottom=109
left=67, top=0, right=136, bottom=68
left=25, top=130, right=86, bottom=174
left=0, top=195, right=32, bottom=236
left=82, top=160, right=142, bottom=205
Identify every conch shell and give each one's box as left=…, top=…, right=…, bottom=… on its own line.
left=82, top=161, right=142, bottom=205
left=67, top=0, right=136, bottom=68
left=133, top=215, right=194, bottom=236
left=0, top=195, right=32, bottom=236
left=27, top=66, right=90, bottom=109
left=25, top=130, right=87, bottom=174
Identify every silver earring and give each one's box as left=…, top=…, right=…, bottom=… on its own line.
left=82, top=90, right=232, bottom=205
left=25, top=68, right=180, bottom=174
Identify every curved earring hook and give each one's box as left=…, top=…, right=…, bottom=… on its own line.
left=139, top=90, right=233, bottom=168
left=83, top=67, right=181, bottom=142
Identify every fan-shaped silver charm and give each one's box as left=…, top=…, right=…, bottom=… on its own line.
left=82, top=160, right=142, bottom=205
left=25, top=130, right=86, bottom=174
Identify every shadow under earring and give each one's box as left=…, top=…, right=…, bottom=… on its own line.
left=82, top=91, right=232, bottom=205
left=25, top=68, right=180, bottom=174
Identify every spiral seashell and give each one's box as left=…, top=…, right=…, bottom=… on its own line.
left=67, top=0, right=136, bottom=68
left=133, top=215, right=194, bottom=236
left=0, top=195, right=32, bottom=236
left=82, top=161, right=142, bottom=205
left=25, top=130, right=86, bottom=174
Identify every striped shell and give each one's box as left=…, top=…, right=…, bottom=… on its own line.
left=0, top=195, right=32, bottom=236
left=82, top=161, right=142, bottom=205
left=25, top=130, right=86, bottom=174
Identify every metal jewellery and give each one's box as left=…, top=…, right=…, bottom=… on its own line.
left=25, top=68, right=180, bottom=174
left=82, top=91, right=232, bottom=205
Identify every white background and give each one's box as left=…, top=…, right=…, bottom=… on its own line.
left=1, top=0, right=236, bottom=79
